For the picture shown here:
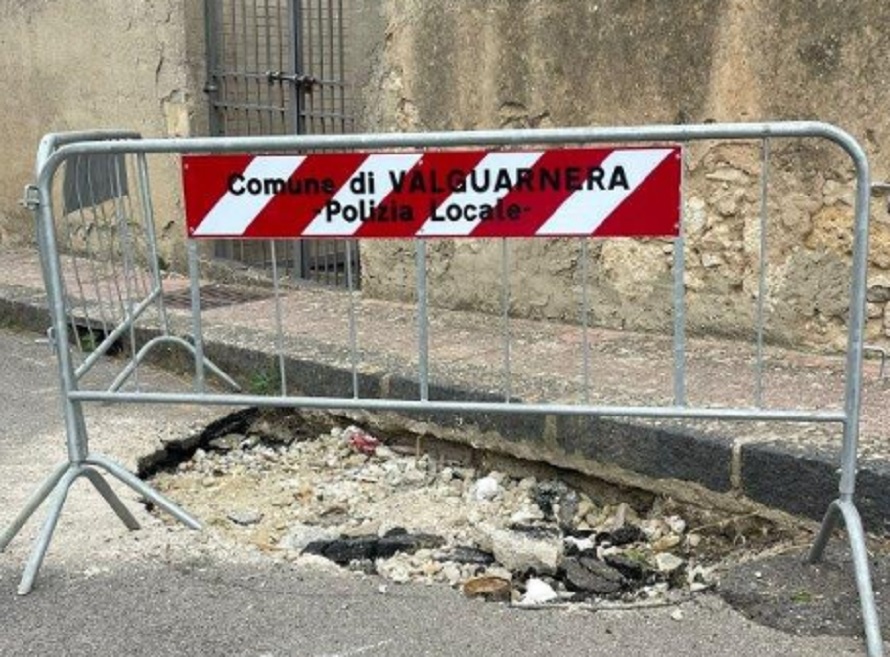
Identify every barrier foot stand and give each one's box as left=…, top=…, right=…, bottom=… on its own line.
left=17, top=465, right=83, bottom=595
left=5, top=460, right=198, bottom=595
left=82, top=468, right=140, bottom=530
left=86, top=453, right=202, bottom=530
left=0, top=462, right=69, bottom=553
left=807, top=499, right=885, bottom=657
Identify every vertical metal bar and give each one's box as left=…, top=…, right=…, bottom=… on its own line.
left=95, top=190, right=127, bottom=324
left=289, top=0, right=304, bottom=134
left=119, top=172, right=151, bottom=304
left=111, top=160, right=141, bottom=389
left=306, top=0, right=315, bottom=133
left=672, top=148, right=687, bottom=406
left=270, top=241, right=288, bottom=396
left=327, top=0, right=334, bottom=134
left=346, top=240, right=359, bottom=398
left=276, top=0, right=285, bottom=133
left=290, top=0, right=305, bottom=281
left=501, top=238, right=512, bottom=402
left=241, top=0, right=251, bottom=135
left=63, top=160, right=90, bottom=355
left=227, top=0, right=237, bottom=136
left=337, top=0, right=346, bottom=133
left=415, top=239, right=429, bottom=401
left=204, top=0, right=222, bottom=136
left=755, top=138, right=770, bottom=408
left=36, top=183, right=89, bottom=464
left=70, top=161, right=107, bottom=349
left=581, top=239, right=591, bottom=404
left=136, top=153, right=170, bottom=335
left=187, top=241, right=207, bottom=393
left=230, top=0, right=239, bottom=134
left=337, top=242, right=344, bottom=286
left=839, top=136, right=872, bottom=499
left=314, top=0, right=327, bottom=134
left=252, top=0, right=262, bottom=134
left=264, top=0, right=273, bottom=133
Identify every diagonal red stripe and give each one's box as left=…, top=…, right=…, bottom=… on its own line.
left=241, top=153, right=368, bottom=238
left=183, top=154, right=254, bottom=236
left=592, top=151, right=681, bottom=237
left=352, top=151, right=489, bottom=238
left=468, top=149, right=613, bottom=238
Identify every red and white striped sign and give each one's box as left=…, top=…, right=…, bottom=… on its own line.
left=182, top=147, right=681, bottom=239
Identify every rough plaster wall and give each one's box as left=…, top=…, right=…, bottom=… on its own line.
left=0, top=0, right=206, bottom=268
left=355, top=0, right=890, bottom=350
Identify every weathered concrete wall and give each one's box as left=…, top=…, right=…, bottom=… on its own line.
left=354, top=0, right=890, bottom=350
left=0, top=0, right=206, bottom=268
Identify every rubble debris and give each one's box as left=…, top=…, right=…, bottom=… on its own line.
left=463, top=575, right=512, bottom=602
left=302, top=529, right=445, bottom=565
left=435, top=546, right=496, bottom=566
left=604, top=553, right=655, bottom=583
left=482, top=524, right=563, bottom=576
left=343, top=425, right=381, bottom=456
left=151, top=413, right=739, bottom=609
left=472, top=475, right=502, bottom=501
left=209, top=433, right=245, bottom=452
left=519, top=578, right=559, bottom=605
left=607, top=524, right=647, bottom=547
left=227, top=509, right=263, bottom=526
left=563, top=555, right=625, bottom=595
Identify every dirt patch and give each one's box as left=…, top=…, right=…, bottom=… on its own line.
left=720, top=545, right=890, bottom=638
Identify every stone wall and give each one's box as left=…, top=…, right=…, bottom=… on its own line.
left=353, top=0, right=890, bottom=350
left=4, top=0, right=890, bottom=349
left=0, top=0, right=206, bottom=269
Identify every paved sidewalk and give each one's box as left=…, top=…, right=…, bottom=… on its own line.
left=1, top=245, right=889, bottom=530
left=0, top=327, right=875, bottom=656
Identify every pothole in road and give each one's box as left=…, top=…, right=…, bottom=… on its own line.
left=144, top=408, right=811, bottom=610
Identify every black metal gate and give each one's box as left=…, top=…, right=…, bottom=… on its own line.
left=203, top=0, right=358, bottom=286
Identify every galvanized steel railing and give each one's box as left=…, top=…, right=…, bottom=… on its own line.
left=1, top=122, right=882, bottom=656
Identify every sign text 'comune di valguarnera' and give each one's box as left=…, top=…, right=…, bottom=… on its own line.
left=181, top=148, right=682, bottom=238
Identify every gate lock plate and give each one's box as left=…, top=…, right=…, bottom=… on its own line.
left=265, top=71, right=318, bottom=92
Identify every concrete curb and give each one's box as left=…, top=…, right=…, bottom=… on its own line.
left=1, top=289, right=882, bottom=533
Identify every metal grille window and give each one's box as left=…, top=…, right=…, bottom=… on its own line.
left=204, top=0, right=358, bottom=286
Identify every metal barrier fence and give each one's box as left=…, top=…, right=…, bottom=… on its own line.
left=1, top=122, right=882, bottom=656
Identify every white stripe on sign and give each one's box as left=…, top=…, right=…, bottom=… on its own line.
left=302, top=153, right=424, bottom=236
left=416, top=152, right=544, bottom=237
left=536, top=149, right=674, bottom=236
left=192, top=156, right=306, bottom=237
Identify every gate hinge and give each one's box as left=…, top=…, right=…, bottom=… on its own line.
left=21, top=185, right=41, bottom=210
left=265, top=71, right=318, bottom=92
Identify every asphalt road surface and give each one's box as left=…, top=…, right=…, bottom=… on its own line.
left=0, top=327, right=873, bottom=656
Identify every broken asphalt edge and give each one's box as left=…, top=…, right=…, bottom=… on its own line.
left=2, top=290, right=886, bottom=535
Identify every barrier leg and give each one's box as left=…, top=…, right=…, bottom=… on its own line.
left=0, top=462, right=70, bottom=552
left=17, top=467, right=82, bottom=595
left=807, top=498, right=884, bottom=657
left=82, top=467, right=140, bottom=530
left=86, top=453, right=201, bottom=530
left=6, top=457, right=198, bottom=593
left=107, top=336, right=241, bottom=394
left=806, top=499, right=841, bottom=563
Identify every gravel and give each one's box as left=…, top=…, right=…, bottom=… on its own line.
left=149, top=413, right=741, bottom=608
